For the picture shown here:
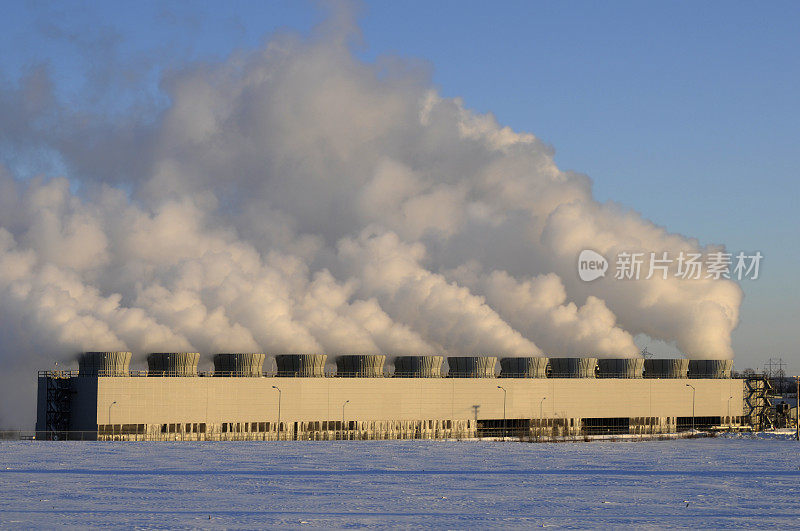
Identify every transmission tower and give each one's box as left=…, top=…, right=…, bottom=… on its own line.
left=764, top=358, right=786, bottom=379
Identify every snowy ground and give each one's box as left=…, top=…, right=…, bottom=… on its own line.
left=1, top=438, right=799, bottom=529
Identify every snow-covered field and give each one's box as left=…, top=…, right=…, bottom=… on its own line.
left=1, top=438, right=799, bottom=529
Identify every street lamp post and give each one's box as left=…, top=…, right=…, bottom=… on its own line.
left=108, top=401, right=117, bottom=430
left=795, top=376, right=799, bottom=442
left=539, top=397, right=547, bottom=420
left=272, top=385, right=281, bottom=440
left=497, top=386, right=507, bottom=439
left=342, top=400, right=350, bottom=437
left=686, top=384, right=696, bottom=433
left=727, top=396, right=734, bottom=428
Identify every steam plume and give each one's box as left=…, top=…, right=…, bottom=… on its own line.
left=0, top=7, right=741, bottom=426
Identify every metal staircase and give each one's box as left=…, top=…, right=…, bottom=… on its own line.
left=45, top=375, right=73, bottom=440
left=744, top=376, right=772, bottom=430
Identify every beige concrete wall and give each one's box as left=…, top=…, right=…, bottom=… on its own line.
left=95, top=376, right=744, bottom=426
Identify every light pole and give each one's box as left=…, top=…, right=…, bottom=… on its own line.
left=727, top=396, right=734, bottom=428
left=342, top=400, right=350, bottom=434
left=272, top=385, right=281, bottom=439
left=795, top=376, right=799, bottom=442
left=108, top=401, right=117, bottom=427
left=539, top=397, right=547, bottom=420
left=685, top=384, right=695, bottom=433
left=497, top=386, right=507, bottom=439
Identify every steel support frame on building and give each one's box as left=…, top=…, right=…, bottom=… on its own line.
left=45, top=376, right=72, bottom=440
left=744, top=376, right=772, bottom=430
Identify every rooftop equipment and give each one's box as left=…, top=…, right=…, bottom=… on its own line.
left=394, top=356, right=444, bottom=377
left=549, top=357, right=598, bottom=378
left=147, top=352, right=200, bottom=377
left=688, top=359, right=733, bottom=379
left=335, top=355, right=386, bottom=377
left=499, top=357, right=549, bottom=378
left=447, top=356, right=497, bottom=378
left=212, top=353, right=265, bottom=377
left=275, top=354, right=327, bottom=377
left=644, top=358, right=689, bottom=379
left=78, top=351, right=132, bottom=377
left=597, top=358, right=645, bottom=378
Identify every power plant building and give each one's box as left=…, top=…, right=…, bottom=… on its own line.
left=36, top=352, right=748, bottom=441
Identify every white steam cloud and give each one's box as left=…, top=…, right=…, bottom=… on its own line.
left=0, top=7, right=742, bottom=426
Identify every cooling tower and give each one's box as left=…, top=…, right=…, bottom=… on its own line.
left=597, top=358, right=645, bottom=378
left=499, top=357, right=549, bottom=378
left=147, top=353, right=200, bottom=376
left=549, top=357, right=598, bottom=378
left=644, top=358, right=689, bottom=378
left=212, top=353, right=265, bottom=377
left=688, top=359, right=733, bottom=379
left=78, top=351, right=132, bottom=376
left=335, top=355, right=386, bottom=377
left=447, top=356, right=497, bottom=378
left=394, top=356, right=444, bottom=377
left=275, top=354, right=327, bottom=377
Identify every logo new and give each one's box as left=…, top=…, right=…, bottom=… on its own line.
left=578, top=250, right=608, bottom=282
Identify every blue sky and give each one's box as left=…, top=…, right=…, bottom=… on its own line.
left=1, top=0, right=797, bottom=372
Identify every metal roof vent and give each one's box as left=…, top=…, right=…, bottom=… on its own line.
left=275, top=354, right=327, bottom=377
left=78, top=351, right=132, bottom=377
left=212, top=353, right=265, bottom=377
left=147, top=352, right=200, bottom=376
left=394, top=356, right=444, bottom=377
left=447, top=356, right=497, bottom=378
left=644, top=358, right=689, bottom=379
left=499, top=357, right=549, bottom=378
left=598, top=358, right=645, bottom=378
left=549, top=357, right=599, bottom=378
left=688, top=359, right=733, bottom=379
left=335, top=355, right=386, bottom=377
